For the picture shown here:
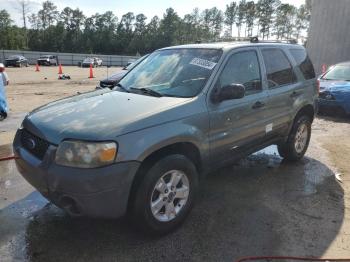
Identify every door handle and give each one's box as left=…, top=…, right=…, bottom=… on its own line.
left=252, top=101, right=265, bottom=109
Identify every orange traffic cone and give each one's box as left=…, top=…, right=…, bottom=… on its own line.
left=35, top=63, right=40, bottom=72
left=89, top=64, right=94, bottom=78
left=58, top=64, right=63, bottom=74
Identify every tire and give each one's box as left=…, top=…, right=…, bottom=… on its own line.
left=278, top=115, right=312, bottom=161
left=131, top=154, right=198, bottom=235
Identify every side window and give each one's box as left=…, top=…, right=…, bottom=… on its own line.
left=217, top=50, right=262, bottom=96
left=261, top=48, right=297, bottom=88
left=290, top=49, right=316, bottom=80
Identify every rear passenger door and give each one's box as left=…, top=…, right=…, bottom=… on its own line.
left=259, top=47, right=299, bottom=137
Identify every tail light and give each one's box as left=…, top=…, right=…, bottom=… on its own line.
left=316, top=79, right=320, bottom=94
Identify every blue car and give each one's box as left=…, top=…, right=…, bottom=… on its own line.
left=318, top=61, right=350, bottom=115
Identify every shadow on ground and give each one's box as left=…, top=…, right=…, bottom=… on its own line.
left=0, top=149, right=344, bottom=262
left=317, top=111, right=350, bottom=123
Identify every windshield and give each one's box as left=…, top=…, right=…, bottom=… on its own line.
left=322, top=65, right=350, bottom=81
left=118, top=48, right=222, bottom=98
left=125, top=55, right=148, bottom=70
left=40, top=55, right=50, bottom=58
left=83, top=58, right=93, bottom=63
left=8, top=55, right=20, bottom=59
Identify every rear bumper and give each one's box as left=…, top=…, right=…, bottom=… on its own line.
left=5, top=61, right=20, bottom=67
left=37, top=60, right=51, bottom=65
left=13, top=130, right=141, bottom=218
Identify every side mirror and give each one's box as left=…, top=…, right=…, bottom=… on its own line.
left=214, top=83, right=245, bottom=102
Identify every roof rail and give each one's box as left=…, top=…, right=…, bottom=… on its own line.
left=249, top=37, right=298, bottom=44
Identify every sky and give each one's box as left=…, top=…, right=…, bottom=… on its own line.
left=1, top=0, right=306, bottom=27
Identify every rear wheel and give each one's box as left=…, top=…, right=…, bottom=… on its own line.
left=278, top=115, right=311, bottom=161
left=131, top=154, right=198, bottom=235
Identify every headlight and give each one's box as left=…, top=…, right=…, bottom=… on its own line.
left=319, top=91, right=335, bottom=100
left=55, top=140, right=117, bottom=168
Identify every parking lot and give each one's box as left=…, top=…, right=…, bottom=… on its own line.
left=1, top=66, right=350, bottom=261
left=0, top=66, right=122, bottom=145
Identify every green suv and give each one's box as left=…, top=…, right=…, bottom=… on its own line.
left=14, top=39, right=317, bottom=235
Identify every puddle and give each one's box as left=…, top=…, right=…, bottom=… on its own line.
left=256, top=145, right=279, bottom=156
left=238, top=145, right=282, bottom=168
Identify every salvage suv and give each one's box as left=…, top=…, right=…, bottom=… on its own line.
left=14, top=39, right=317, bottom=234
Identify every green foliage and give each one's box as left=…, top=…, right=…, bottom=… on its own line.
left=257, top=0, right=281, bottom=39
left=0, top=9, right=26, bottom=49
left=225, top=2, right=238, bottom=37
left=274, top=4, right=297, bottom=39
left=1, top=0, right=310, bottom=54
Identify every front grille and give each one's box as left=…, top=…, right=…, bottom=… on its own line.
left=21, top=129, right=50, bottom=160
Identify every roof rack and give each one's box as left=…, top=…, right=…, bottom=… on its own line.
left=249, top=36, right=298, bottom=44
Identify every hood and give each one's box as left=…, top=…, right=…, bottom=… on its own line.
left=319, top=80, right=350, bottom=110
left=319, top=79, right=350, bottom=92
left=23, top=89, right=194, bottom=144
left=100, top=71, right=127, bottom=84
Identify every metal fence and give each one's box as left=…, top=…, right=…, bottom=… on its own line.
left=0, top=50, right=139, bottom=67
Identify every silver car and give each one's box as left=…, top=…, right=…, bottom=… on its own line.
left=82, top=57, right=102, bottom=67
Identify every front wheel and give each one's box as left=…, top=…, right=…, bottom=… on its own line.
left=278, top=115, right=312, bottom=161
left=131, top=154, right=198, bottom=235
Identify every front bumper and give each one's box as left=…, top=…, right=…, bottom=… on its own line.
left=13, top=129, right=140, bottom=218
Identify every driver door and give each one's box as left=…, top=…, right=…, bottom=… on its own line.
left=208, top=48, right=270, bottom=165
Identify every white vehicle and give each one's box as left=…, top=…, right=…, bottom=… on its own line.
left=82, top=57, right=103, bottom=67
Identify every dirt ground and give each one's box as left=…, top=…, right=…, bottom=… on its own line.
left=0, top=65, right=123, bottom=145
left=0, top=66, right=350, bottom=261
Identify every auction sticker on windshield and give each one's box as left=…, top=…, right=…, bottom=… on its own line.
left=190, top=58, right=217, bottom=70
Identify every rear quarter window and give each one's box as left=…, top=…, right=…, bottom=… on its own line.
left=289, top=49, right=315, bottom=80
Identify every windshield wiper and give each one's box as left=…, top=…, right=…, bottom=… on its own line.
left=130, top=87, right=163, bottom=97
left=115, top=83, right=129, bottom=92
